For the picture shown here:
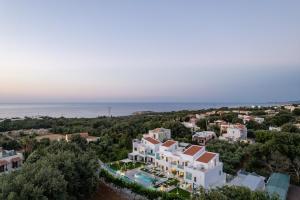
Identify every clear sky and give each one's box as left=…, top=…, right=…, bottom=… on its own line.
left=0, top=0, right=299, bottom=103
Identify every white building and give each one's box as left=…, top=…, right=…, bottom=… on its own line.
left=220, top=124, right=247, bottom=141
left=143, top=128, right=171, bottom=142
left=129, top=129, right=226, bottom=190
left=192, top=131, right=216, bottom=145
left=228, top=170, right=265, bottom=191
left=0, top=148, right=23, bottom=173
left=239, top=115, right=264, bottom=124
left=269, top=126, right=282, bottom=132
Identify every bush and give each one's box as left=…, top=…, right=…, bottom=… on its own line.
left=99, top=170, right=185, bottom=200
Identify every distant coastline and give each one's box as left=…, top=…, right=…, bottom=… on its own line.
left=0, top=102, right=288, bottom=119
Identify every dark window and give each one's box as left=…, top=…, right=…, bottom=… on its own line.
left=194, top=177, right=197, bottom=182
left=12, top=161, right=18, bottom=168
left=0, top=165, right=4, bottom=172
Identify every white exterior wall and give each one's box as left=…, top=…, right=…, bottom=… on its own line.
left=203, top=163, right=225, bottom=188
left=147, top=128, right=171, bottom=142
left=227, top=127, right=247, bottom=141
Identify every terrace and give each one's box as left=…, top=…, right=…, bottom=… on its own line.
left=104, top=160, right=191, bottom=194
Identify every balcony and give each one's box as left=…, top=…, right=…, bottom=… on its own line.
left=155, top=154, right=160, bottom=160
left=147, top=152, right=155, bottom=157
left=177, top=164, right=184, bottom=169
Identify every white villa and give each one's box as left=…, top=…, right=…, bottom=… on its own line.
left=220, top=124, right=247, bottom=141
left=238, top=115, right=265, bottom=124
left=0, top=148, right=23, bottom=173
left=143, top=128, right=171, bottom=142
left=128, top=128, right=226, bottom=190
left=192, top=131, right=216, bottom=145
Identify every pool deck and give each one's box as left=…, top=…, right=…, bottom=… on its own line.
left=126, top=169, right=167, bottom=188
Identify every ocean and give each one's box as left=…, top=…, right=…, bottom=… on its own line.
left=0, top=102, right=275, bottom=118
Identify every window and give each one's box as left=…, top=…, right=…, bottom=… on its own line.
left=194, top=177, right=197, bottom=182
left=134, top=148, right=137, bottom=151
left=185, top=172, right=192, bottom=180
left=12, top=161, right=19, bottom=169
left=219, top=170, right=222, bottom=175
left=0, top=165, right=4, bottom=172
left=166, top=158, right=168, bottom=162
left=166, top=167, right=168, bottom=170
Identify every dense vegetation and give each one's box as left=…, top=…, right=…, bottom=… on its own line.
left=206, top=140, right=247, bottom=174
left=1, top=105, right=300, bottom=199
left=194, top=186, right=279, bottom=200
left=0, top=136, right=99, bottom=200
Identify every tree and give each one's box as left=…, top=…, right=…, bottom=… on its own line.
left=281, top=123, right=299, bottom=133
left=0, top=141, right=99, bottom=200
left=292, top=108, right=300, bottom=116
left=196, top=119, right=207, bottom=131
left=255, top=131, right=274, bottom=143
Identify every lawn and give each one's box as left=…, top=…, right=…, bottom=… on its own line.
left=169, top=188, right=191, bottom=199
left=165, top=178, right=179, bottom=186
left=109, top=161, right=143, bottom=171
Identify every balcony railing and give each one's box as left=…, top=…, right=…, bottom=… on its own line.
left=177, top=164, right=184, bottom=169
left=147, top=152, right=155, bottom=156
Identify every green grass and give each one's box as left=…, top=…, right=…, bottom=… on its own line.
left=169, top=187, right=191, bottom=199
left=165, top=178, right=179, bottom=186
left=109, top=161, right=143, bottom=171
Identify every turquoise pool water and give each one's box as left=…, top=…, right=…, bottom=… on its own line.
left=134, top=172, right=157, bottom=187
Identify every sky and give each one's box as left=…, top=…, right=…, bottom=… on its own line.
left=0, top=0, right=299, bottom=103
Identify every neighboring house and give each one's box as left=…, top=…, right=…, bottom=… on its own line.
left=228, top=170, right=265, bottom=191
left=220, top=124, right=247, bottom=141
left=293, top=123, right=300, bottom=129
left=0, top=148, right=23, bottom=173
left=143, top=128, right=171, bottom=142
left=220, top=123, right=230, bottom=133
left=269, top=126, right=282, bottom=132
left=284, top=105, right=296, bottom=112
left=239, top=115, right=264, bottom=124
left=254, top=117, right=265, bottom=124
left=36, top=134, right=65, bottom=141
left=182, top=122, right=197, bottom=129
left=265, top=109, right=277, bottom=116
left=128, top=128, right=226, bottom=189
left=214, top=120, right=227, bottom=127
left=192, top=131, right=216, bottom=145
left=65, top=133, right=100, bottom=143
left=196, top=114, right=207, bottom=119
left=266, top=173, right=290, bottom=200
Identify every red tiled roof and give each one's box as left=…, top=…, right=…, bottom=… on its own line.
left=183, top=145, right=203, bottom=156
left=144, top=137, right=160, bottom=144
left=196, top=152, right=216, bottom=163
left=0, top=160, right=8, bottom=166
left=162, top=140, right=176, bottom=147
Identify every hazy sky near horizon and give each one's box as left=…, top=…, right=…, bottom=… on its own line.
left=0, top=1, right=300, bottom=103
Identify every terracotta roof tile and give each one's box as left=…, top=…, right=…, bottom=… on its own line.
left=144, top=137, right=160, bottom=144
left=11, top=157, right=22, bottom=162
left=0, top=160, right=8, bottom=166
left=196, top=152, right=216, bottom=163
left=162, top=140, right=176, bottom=147
left=183, top=145, right=203, bottom=156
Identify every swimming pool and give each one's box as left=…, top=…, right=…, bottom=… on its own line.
left=134, top=172, right=158, bottom=187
